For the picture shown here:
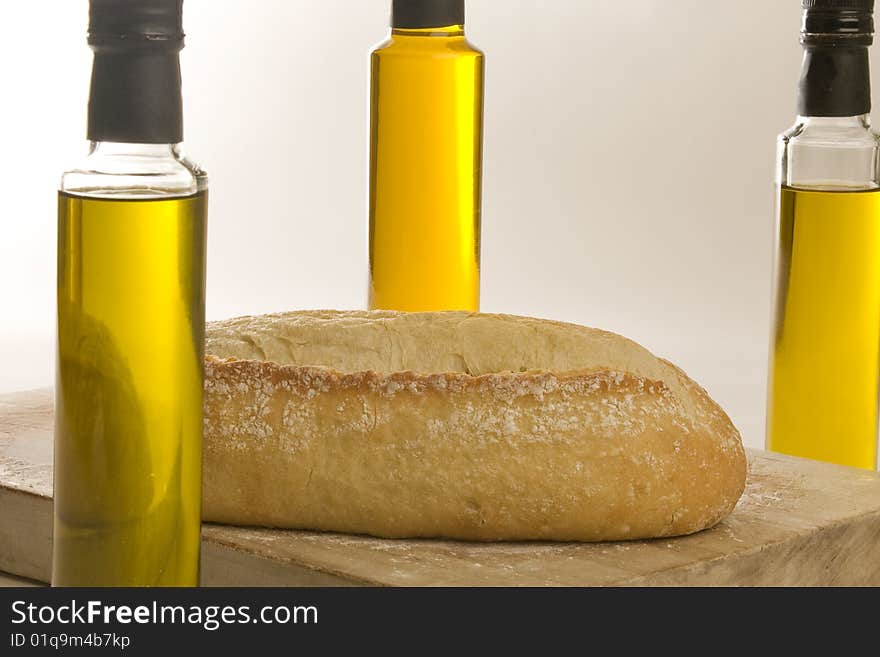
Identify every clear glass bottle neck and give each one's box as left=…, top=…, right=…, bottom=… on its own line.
left=794, top=114, right=872, bottom=130
left=87, top=141, right=181, bottom=157
left=779, top=113, right=879, bottom=190
left=61, top=141, right=206, bottom=199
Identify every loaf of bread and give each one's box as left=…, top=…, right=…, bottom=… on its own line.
left=203, top=310, right=746, bottom=541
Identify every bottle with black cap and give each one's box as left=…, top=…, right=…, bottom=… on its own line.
left=767, top=0, right=880, bottom=471
left=368, top=0, right=484, bottom=311
left=54, top=0, right=207, bottom=585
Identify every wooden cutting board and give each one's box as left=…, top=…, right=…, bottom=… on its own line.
left=2, top=388, right=880, bottom=586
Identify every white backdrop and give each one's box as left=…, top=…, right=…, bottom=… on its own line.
left=2, top=0, right=872, bottom=449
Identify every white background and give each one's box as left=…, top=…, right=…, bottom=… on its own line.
left=2, top=0, right=875, bottom=449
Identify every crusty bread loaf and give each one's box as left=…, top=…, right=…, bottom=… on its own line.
left=203, top=310, right=746, bottom=541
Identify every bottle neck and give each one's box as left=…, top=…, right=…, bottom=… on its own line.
left=87, top=141, right=181, bottom=157
left=87, top=43, right=183, bottom=144
left=60, top=141, right=206, bottom=199
left=391, top=24, right=464, bottom=37
left=798, top=45, right=871, bottom=118
left=794, top=114, right=872, bottom=129
left=391, top=0, right=464, bottom=30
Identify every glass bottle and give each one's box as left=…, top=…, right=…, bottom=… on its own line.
left=767, top=0, right=880, bottom=470
left=53, top=0, right=207, bottom=585
left=369, top=0, right=484, bottom=311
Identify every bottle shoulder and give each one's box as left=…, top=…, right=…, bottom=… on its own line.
left=779, top=117, right=880, bottom=149
left=60, top=142, right=208, bottom=199
left=778, top=117, right=880, bottom=189
left=463, top=38, right=484, bottom=57
left=372, top=33, right=483, bottom=58
left=371, top=36, right=393, bottom=56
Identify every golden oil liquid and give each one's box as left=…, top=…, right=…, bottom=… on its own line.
left=767, top=185, right=880, bottom=470
left=369, top=25, right=483, bottom=311
left=54, top=191, right=207, bottom=585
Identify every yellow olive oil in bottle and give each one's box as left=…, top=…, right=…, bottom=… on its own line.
left=767, top=0, right=880, bottom=470
left=369, top=0, right=484, bottom=311
left=53, top=0, right=207, bottom=585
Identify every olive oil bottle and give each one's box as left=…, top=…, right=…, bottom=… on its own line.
left=767, top=0, right=880, bottom=470
left=369, top=0, right=484, bottom=311
left=54, top=0, right=207, bottom=585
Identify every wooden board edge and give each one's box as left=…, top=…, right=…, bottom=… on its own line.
left=0, top=487, right=52, bottom=583
left=619, top=509, right=880, bottom=586
left=201, top=542, right=366, bottom=587
left=0, top=489, right=372, bottom=587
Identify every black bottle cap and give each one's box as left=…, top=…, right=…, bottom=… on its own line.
left=392, top=0, right=465, bottom=29
left=89, top=0, right=184, bottom=44
left=802, top=0, right=874, bottom=45
left=86, top=0, right=185, bottom=144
